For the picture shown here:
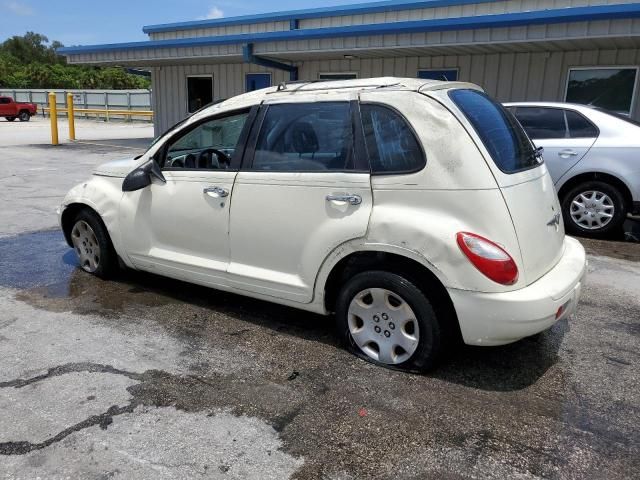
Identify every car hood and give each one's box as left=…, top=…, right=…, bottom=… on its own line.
left=93, top=158, right=140, bottom=178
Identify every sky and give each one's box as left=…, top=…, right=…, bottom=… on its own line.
left=1, top=0, right=378, bottom=47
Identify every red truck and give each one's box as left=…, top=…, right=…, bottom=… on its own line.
left=0, top=96, right=38, bottom=122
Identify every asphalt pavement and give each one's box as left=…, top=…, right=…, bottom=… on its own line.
left=0, top=117, right=639, bottom=479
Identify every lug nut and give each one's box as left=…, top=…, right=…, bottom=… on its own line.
left=381, top=313, right=388, bottom=320
left=389, top=322, right=395, bottom=330
left=374, top=326, right=381, bottom=333
left=384, top=330, right=391, bottom=337
left=373, top=315, right=380, bottom=322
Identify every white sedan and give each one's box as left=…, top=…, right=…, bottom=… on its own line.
left=505, top=102, right=640, bottom=236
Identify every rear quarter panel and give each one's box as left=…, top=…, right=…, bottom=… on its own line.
left=557, top=145, right=640, bottom=201
left=358, top=91, right=524, bottom=293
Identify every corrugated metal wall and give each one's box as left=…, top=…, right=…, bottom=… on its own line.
left=147, top=0, right=637, bottom=40
left=151, top=48, right=640, bottom=133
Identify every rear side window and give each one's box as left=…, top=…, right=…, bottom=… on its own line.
left=513, top=107, right=566, bottom=140
left=565, top=110, right=598, bottom=138
left=449, top=89, right=538, bottom=173
left=360, top=104, right=424, bottom=173
left=252, top=102, right=355, bottom=171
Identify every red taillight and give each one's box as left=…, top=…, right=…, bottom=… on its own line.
left=456, top=232, right=519, bottom=285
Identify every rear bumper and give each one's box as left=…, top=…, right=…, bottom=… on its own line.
left=447, top=236, right=587, bottom=346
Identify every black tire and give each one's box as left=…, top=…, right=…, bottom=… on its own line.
left=6, top=117, right=16, bottom=122
left=335, top=271, right=443, bottom=372
left=18, top=111, right=30, bottom=122
left=69, top=209, right=119, bottom=279
left=561, top=180, right=627, bottom=237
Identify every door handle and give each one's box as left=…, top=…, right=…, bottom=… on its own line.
left=203, top=186, right=229, bottom=198
left=558, top=149, right=579, bottom=158
left=326, top=194, right=362, bottom=205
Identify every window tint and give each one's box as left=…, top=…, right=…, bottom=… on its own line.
left=360, top=104, right=424, bottom=173
left=449, top=89, right=539, bottom=174
left=565, top=110, right=598, bottom=138
left=418, top=69, right=458, bottom=81
left=164, top=111, right=249, bottom=169
left=187, top=76, right=213, bottom=113
left=0, top=97, right=10, bottom=104
left=318, top=73, right=357, bottom=80
left=513, top=107, right=567, bottom=139
left=566, top=68, right=637, bottom=114
left=252, top=103, right=355, bottom=171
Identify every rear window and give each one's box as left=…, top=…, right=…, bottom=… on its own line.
left=449, top=89, right=539, bottom=174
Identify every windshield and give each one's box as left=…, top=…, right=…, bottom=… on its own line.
left=449, top=89, right=540, bottom=174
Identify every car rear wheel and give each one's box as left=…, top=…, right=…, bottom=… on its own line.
left=561, top=180, right=627, bottom=236
left=18, top=111, right=30, bottom=122
left=69, top=209, right=118, bottom=278
left=336, top=271, right=442, bottom=372
left=6, top=117, right=16, bottom=122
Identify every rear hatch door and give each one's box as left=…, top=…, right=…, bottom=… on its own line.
left=430, top=87, right=565, bottom=285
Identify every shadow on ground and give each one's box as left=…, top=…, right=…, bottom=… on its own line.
left=0, top=229, right=567, bottom=393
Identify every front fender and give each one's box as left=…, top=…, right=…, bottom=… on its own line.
left=59, top=175, right=127, bottom=263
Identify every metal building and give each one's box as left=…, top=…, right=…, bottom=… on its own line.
left=60, top=0, right=640, bottom=134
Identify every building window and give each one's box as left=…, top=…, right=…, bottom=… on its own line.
left=418, top=69, right=458, bottom=81
left=318, top=73, right=358, bottom=80
left=565, top=67, right=638, bottom=115
left=187, top=75, right=213, bottom=114
left=246, top=73, right=271, bottom=92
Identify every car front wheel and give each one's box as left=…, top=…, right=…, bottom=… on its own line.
left=18, top=111, right=30, bottom=122
left=69, top=209, right=118, bottom=278
left=561, top=180, right=627, bottom=236
left=336, top=271, right=443, bottom=372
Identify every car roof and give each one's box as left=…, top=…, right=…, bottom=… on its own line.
left=198, top=77, right=480, bottom=115
left=503, top=101, right=596, bottom=111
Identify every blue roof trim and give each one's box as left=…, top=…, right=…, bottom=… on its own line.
left=59, top=4, right=640, bottom=55
left=142, top=0, right=497, bottom=33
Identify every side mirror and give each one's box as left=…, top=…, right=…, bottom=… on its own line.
left=122, top=160, right=166, bottom=192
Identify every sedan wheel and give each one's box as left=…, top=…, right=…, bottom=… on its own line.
left=562, top=180, right=627, bottom=236
left=71, top=220, right=101, bottom=272
left=348, top=288, right=420, bottom=365
left=569, top=190, right=614, bottom=230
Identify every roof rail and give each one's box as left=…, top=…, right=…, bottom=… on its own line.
left=273, top=79, right=405, bottom=94
left=275, top=79, right=323, bottom=91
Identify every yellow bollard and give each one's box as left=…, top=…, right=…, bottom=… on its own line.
left=48, top=92, right=59, bottom=146
left=67, top=93, right=75, bottom=140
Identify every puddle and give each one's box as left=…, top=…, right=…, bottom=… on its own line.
left=0, top=230, right=77, bottom=290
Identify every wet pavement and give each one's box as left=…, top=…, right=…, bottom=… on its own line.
left=0, top=136, right=639, bottom=479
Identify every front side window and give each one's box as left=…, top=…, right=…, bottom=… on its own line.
left=0, top=97, right=10, bottom=104
left=566, top=68, right=637, bottom=115
left=252, top=102, right=355, bottom=171
left=187, top=76, right=213, bottom=114
left=450, top=89, right=538, bottom=174
left=360, top=104, right=424, bottom=173
left=513, top=107, right=567, bottom=140
left=164, top=111, right=249, bottom=169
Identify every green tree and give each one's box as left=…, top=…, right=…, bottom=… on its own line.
left=0, top=32, right=151, bottom=89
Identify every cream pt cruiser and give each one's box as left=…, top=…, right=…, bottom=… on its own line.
left=59, top=78, right=587, bottom=372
